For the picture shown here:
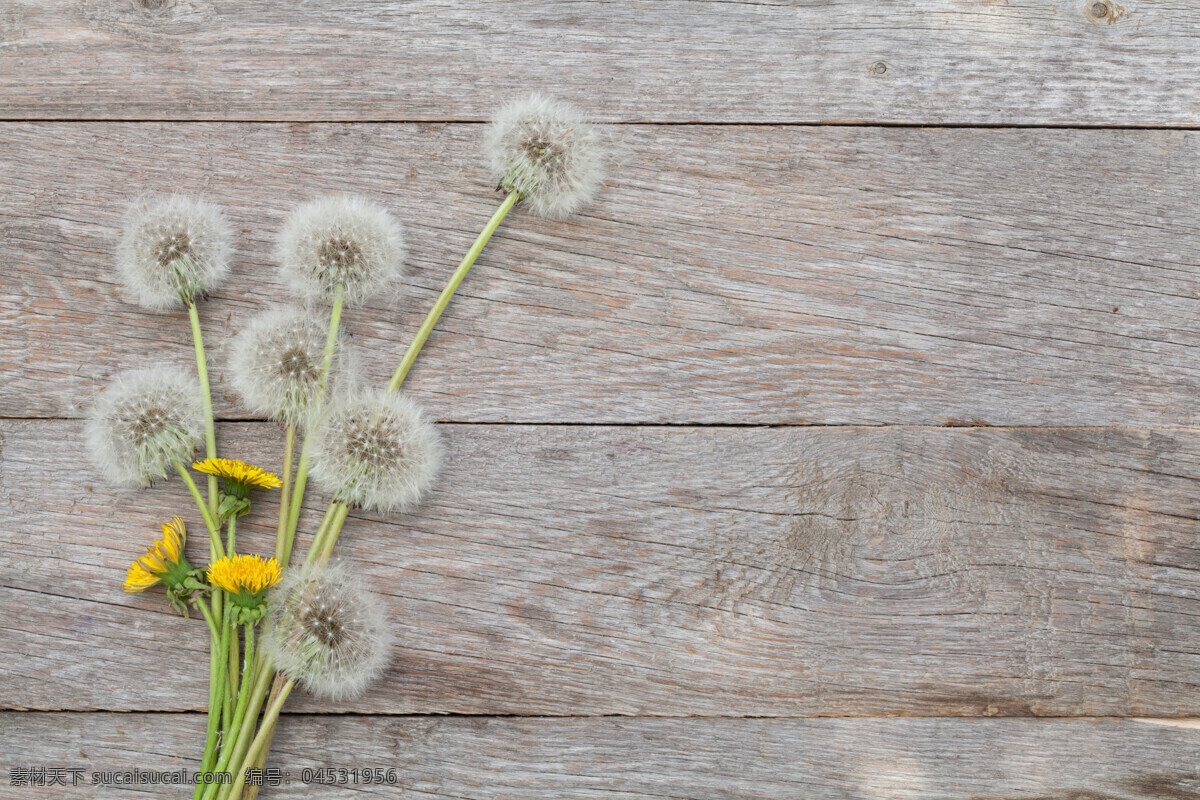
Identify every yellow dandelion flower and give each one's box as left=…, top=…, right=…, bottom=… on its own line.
left=193, top=458, right=283, bottom=492
left=208, top=554, right=282, bottom=596
left=123, top=562, right=160, bottom=593
left=123, top=516, right=191, bottom=593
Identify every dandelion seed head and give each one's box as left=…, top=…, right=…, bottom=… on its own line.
left=116, top=195, right=233, bottom=310
left=86, top=367, right=204, bottom=487
left=484, top=93, right=607, bottom=218
left=229, top=307, right=345, bottom=428
left=264, top=561, right=392, bottom=700
left=308, top=387, right=441, bottom=514
left=276, top=195, right=405, bottom=307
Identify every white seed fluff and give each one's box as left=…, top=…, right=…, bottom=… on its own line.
left=308, top=387, right=441, bottom=513
left=116, top=195, right=234, bottom=310
left=85, top=366, right=205, bottom=487
left=276, top=195, right=405, bottom=307
left=264, top=561, right=392, bottom=701
left=484, top=93, right=606, bottom=218
left=228, top=306, right=342, bottom=428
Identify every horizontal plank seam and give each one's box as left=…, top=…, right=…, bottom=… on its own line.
left=4, top=710, right=1199, bottom=722
left=1, top=119, right=1199, bottom=131
left=6, top=417, right=1200, bottom=432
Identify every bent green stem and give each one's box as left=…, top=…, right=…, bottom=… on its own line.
left=187, top=300, right=219, bottom=519
left=386, top=191, right=519, bottom=394
left=193, top=599, right=221, bottom=643
left=173, top=460, right=223, bottom=558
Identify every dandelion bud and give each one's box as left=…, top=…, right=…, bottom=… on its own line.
left=228, top=307, right=341, bottom=428
left=86, top=367, right=205, bottom=487
left=308, top=387, right=441, bottom=514
left=276, top=195, right=405, bottom=307
left=116, top=195, right=234, bottom=310
left=484, top=93, right=607, bottom=218
left=264, top=562, right=391, bottom=700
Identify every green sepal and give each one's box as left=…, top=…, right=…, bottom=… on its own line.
left=225, top=586, right=269, bottom=625
left=162, top=565, right=208, bottom=617
left=217, top=493, right=252, bottom=522
left=230, top=604, right=267, bottom=625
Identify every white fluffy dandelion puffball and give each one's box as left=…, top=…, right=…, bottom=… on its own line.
left=116, top=195, right=234, bottom=310
left=229, top=306, right=342, bottom=429
left=308, top=387, right=441, bottom=514
left=86, top=366, right=205, bottom=488
left=276, top=195, right=405, bottom=307
left=265, top=561, right=392, bottom=701
left=484, top=93, right=607, bottom=218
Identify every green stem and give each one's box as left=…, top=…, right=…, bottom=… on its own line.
left=224, top=678, right=295, bottom=800
left=297, top=504, right=339, bottom=569
left=220, top=608, right=236, bottom=742
left=386, top=191, right=519, bottom=394
left=273, top=426, right=296, bottom=567
left=194, top=598, right=221, bottom=642
left=216, top=625, right=256, bottom=782
left=208, top=607, right=232, bottom=760
left=227, top=602, right=239, bottom=714
left=309, top=502, right=350, bottom=568
left=173, top=460, right=223, bottom=558
left=283, top=285, right=345, bottom=547
left=207, top=655, right=273, bottom=800
left=226, top=515, right=236, bottom=558
left=187, top=300, right=219, bottom=518
left=193, top=596, right=223, bottom=800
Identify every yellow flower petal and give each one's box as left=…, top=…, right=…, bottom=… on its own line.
left=192, top=458, right=283, bottom=490
left=207, top=554, right=282, bottom=595
left=123, top=562, right=160, bottom=593
left=159, top=516, right=186, bottom=561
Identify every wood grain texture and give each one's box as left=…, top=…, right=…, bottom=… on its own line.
left=4, top=713, right=1200, bottom=799
left=3, top=420, right=1199, bottom=715
left=5, top=123, right=1200, bottom=425
left=2, top=1, right=1200, bottom=125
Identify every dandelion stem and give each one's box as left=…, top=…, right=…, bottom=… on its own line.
left=227, top=610, right=239, bottom=715
left=220, top=607, right=235, bottom=743
left=194, top=598, right=221, bottom=642
left=226, top=515, right=236, bottom=557
left=283, top=284, right=344, bottom=549
left=187, top=300, right=219, bottom=519
left=174, top=460, right=223, bottom=558
left=204, top=654, right=273, bottom=800
left=386, top=191, right=519, bottom=394
left=225, top=678, right=295, bottom=800
left=273, top=425, right=296, bottom=567
left=193, top=600, right=223, bottom=800
left=314, top=502, right=351, bottom=567
left=216, top=625, right=256, bottom=787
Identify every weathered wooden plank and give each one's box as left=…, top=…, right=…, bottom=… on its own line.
left=2, top=421, right=1198, bottom=715
left=2, top=2, right=1200, bottom=125
left=4, top=713, right=1200, bottom=799
left=4, top=123, right=1200, bottom=425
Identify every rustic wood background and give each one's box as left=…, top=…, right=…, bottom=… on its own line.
left=2, top=1, right=1200, bottom=797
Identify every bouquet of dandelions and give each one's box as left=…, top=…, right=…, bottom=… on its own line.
left=87, top=95, right=607, bottom=799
